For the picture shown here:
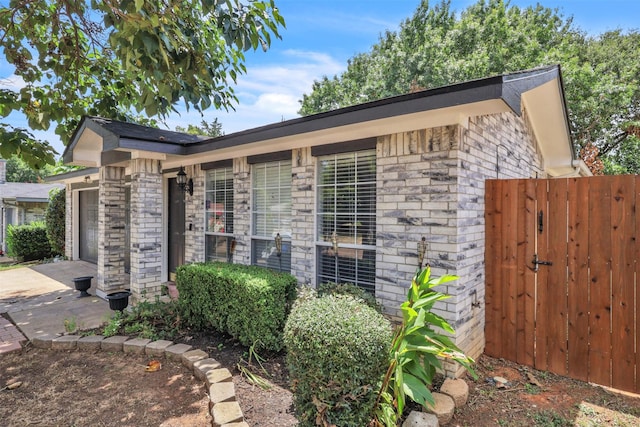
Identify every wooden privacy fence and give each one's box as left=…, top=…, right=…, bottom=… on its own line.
left=485, top=175, right=639, bottom=394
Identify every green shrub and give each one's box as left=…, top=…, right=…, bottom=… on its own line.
left=45, top=188, right=65, bottom=256
left=373, top=267, right=477, bottom=426
left=6, top=221, right=52, bottom=261
left=317, top=281, right=382, bottom=312
left=284, top=294, right=392, bottom=427
left=176, top=262, right=297, bottom=352
left=102, top=300, right=179, bottom=341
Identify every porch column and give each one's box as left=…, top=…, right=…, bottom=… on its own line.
left=64, top=184, right=73, bottom=260
left=291, top=147, right=315, bottom=285
left=232, top=157, right=251, bottom=264
left=97, top=166, right=126, bottom=297
left=130, top=159, right=162, bottom=301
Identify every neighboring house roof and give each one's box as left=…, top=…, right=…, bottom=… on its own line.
left=59, top=65, right=585, bottom=177
left=0, top=182, right=63, bottom=202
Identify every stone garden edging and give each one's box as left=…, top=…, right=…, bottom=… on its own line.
left=30, top=334, right=248, bottom=427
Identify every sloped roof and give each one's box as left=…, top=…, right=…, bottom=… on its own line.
left=0, top=182, right=63, bottom=202
left=60, top=65, right=582, bottom=176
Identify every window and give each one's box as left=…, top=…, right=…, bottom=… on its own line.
left=251, top=160, right=292, bottom=271
left=205, top=167, right=234, bottom=262
left=316, top=150, right=376, bottom=292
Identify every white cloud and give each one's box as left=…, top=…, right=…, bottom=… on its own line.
left=0, top=74, right=26, bottom=91
left=166, top=48, right=346, bottom=134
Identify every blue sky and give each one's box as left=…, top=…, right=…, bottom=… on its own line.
left=2, top=0, right=639, bottom=157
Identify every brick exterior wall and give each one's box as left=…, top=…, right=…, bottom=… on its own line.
left=290, top=148, right=315, bottom=285
left=129, top=159, right=163, bottom=301
left=185, top=164, right=205, bottom=264
left=375, top=112, right=544, bottom=376
left=232, top=157, right=251, bottom=265
left=97, top=166, right=127, bottom=296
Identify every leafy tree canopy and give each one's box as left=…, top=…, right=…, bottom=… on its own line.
left=176, top=118, right=224, bottom=137
left=0, top=0, right=285, bottom=168
left=299, top=0, right=640, bottom=174
left=4, top=155, right=79, bottom=182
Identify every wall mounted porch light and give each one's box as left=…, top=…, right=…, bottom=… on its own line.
left=176, top=166, right=193, bottom=196
left=417, top=236, right=427, bottom=268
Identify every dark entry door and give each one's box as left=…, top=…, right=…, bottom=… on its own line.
left=168, top=178, right=185, bottom=280
left=79, top=189, right=98, bottom=263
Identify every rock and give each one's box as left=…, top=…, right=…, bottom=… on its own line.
left=440, top=378, right=469, bottom=407
left=424, top=392, right=455, bottom=425
left=181, top=349, right=209, bottom=369
left=403, top=410, right=439, bottom=427
left=212, top=401, right=243, bottom=425
left=527, top=372, right=542, bottom=387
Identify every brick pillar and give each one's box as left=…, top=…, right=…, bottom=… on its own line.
left=232, top=157, right=251, bottom=265
left=291, top=148, right=314, bottom=285
left=97, top=166, right=126, bottom=297
left=65, top=183, right=73, bottom=260
left=130, top=159, right=162, bottom=301
left=185, top=164, right=205, bottom=264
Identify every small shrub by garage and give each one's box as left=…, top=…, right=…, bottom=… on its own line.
left=284, top=294, right=392, bottom=427
left=175, top=262, right=297, bottom=352
left=6, top=221, right=52, bottom=261
left=45, top=188, right=65, bottom=256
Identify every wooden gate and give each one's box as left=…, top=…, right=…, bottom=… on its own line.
left=485, top=176, right=639, bottom=394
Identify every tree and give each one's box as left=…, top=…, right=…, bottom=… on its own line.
left=5, top=155, right=54, bottom=182
left=45, top=187, right=65, bottom=256
left=176, top=118, right=224, bottom=137
left=299, top=0, right=640, bottom=174
left=0, top=0, right=285, bottom=168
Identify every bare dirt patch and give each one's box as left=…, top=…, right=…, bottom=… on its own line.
left=452, top=355, right=640, bottom=426
left=0, top=346, right=210, bottom=426
left=2, top=328, right=638, bottom=427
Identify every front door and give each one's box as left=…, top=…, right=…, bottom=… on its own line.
left=168, top=178, right=185, bottom=281
left=79, top=189, right=99, bottom=263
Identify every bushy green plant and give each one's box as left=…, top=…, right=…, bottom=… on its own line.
left=45, top=188, right=65, bottom=256
left=317, top=281, right=382, bottom=312
left=6, top=221, right=52, bottom=261
left=284, top=294, right=392, bottom=427
left=373, top=267, right=477, bottom=426
left=101, top=300, right=179, bottom=341
left=176, top=262, right=297, bottom=352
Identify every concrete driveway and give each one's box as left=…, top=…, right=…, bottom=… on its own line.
left=0, top=260, right=113, bottom=340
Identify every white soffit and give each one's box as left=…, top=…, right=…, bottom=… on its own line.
left=165, top=99, right=510, bottom=168
left=521, top=79, right=574, bottom=173
left=71, top=127, right=103, bottom=167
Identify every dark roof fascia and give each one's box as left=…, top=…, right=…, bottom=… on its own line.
left=555, top=65, right=576, bottom=161
left=15, top=197, right=48, bottom=203
left=45, top=167, right=99, bottom=183
left=63, top=65, right=563, bottom=161
left=118, top=137, right=188, bottom=155
left=187, top=77, right=506, bottom=155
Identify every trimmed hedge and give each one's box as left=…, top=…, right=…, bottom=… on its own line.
left=45, top=188, right=65, bottom=256
left=6, top=221, right=52, bottom=261
left=284, top=294, right=392, bottom=427
left=175, top=262, right=297, bottom=352
left=317, top=281, right=382, bottom=312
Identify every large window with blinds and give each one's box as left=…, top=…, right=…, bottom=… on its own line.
left=316, top=150, right=376, bottom=293
left=251, top=160, right=292, bottom=272
left=205, top=167, right=234, bottom=262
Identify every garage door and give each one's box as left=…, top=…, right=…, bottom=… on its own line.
left=79, top=189, right=98, bottom=263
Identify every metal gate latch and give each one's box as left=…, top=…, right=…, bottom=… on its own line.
left=532, top=253, right=553, bottom=272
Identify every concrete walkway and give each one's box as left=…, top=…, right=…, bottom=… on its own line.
left=0, top=260, right=113, bottom=354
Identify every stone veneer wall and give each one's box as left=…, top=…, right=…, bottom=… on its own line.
left=65, top=183, right=73, bottom=260
left=184, top=164, right=205, bottom=264
left=97, top=166, right=127, bottom=296
left=375, top=111, right=543, bottom=376
left=232, top=157, right=251, bottom=265
left=290, top=148, right=315, bottom=285
left=129, top=159, right=163, bottom=301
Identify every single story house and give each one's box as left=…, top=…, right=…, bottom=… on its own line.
left=51, top=65, right=590, bottom=373
left=0, top=159, right=63, bottom=255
